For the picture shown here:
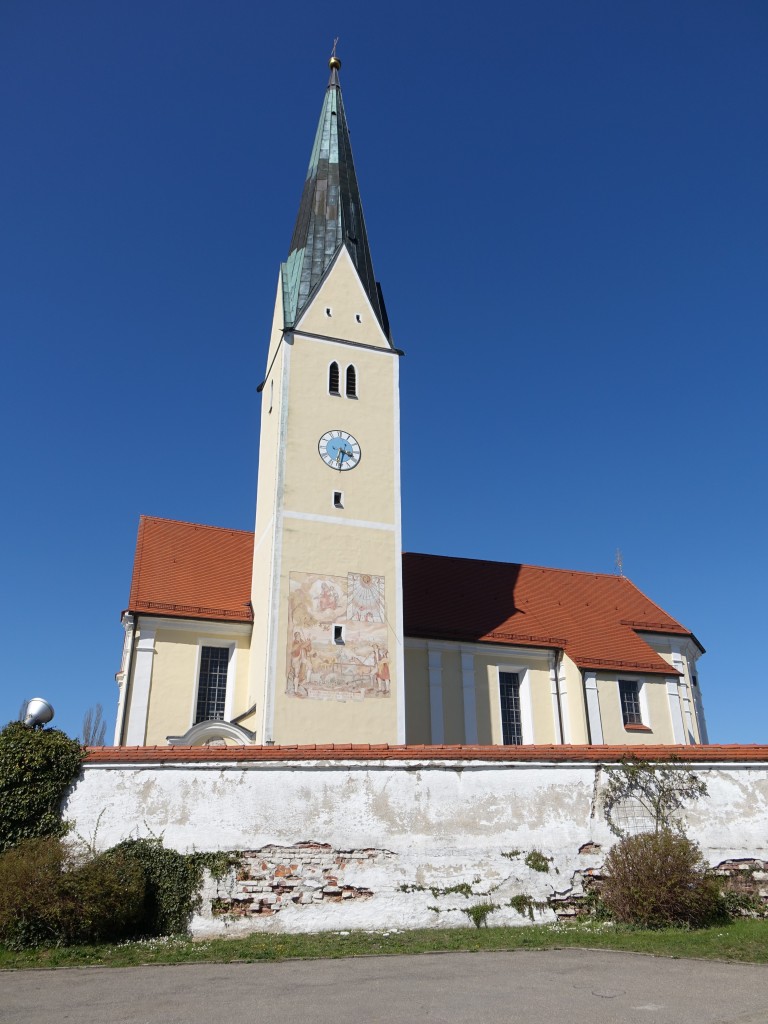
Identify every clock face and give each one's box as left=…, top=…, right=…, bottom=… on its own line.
left=318, top=430, right=361, bottom=471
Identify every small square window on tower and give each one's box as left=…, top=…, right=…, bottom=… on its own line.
left=333, top=491, right=344, bottom=509
left=325, top=307, right=333, bottom=317
left=333, top=624, right=345, bottom=645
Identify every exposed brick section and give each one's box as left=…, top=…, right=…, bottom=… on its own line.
left=85, top=744, right=768, bottom=765
left=714, top=859, right=768, bottom=913
left=210, top=843, right=384, bottom=916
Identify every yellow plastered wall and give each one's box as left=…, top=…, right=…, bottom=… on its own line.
left=440, top=649, right=464, bottom=744
left=141, top=626, right=251, bottom=746
left=294, top=247, right=391, bottom=350
left=404, top=647, right=431, bottom=743
left=248, top=279, right=291, bottom=736
left=561, top=655, right=590, bottom=743
left=597, top=674, right=675, bottom=745
left=282, top=336, right=397, bottom=522
left=404, top=643, right=565, bottom=745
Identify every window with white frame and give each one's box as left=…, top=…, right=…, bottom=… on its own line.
left=619, top=679, right=643, bottom=726
left=499, top=671, right=523, bottom=745
left=345, top=364, right=357, bottom=398
left=328, top=361, right=340, bottom=396
left=195, top=646, right=229, bottom=723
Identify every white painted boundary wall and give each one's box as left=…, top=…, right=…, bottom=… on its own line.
left=63, top=758, right=768, bottom=936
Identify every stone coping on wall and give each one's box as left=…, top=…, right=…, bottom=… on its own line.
left=84, top=743, right=768, bottom=765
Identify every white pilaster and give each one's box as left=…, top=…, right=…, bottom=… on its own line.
left=666, top=678, right=686, bottom=744
left=460, top=650, right=478, bottom=744
left=691, top=666, right=709, bottom=743
left=520, top=669, right=535, bottom=744
left=124, top=626, right=156, bottom=746
left=428, top=645, right=444, bottom=744
left=548, top=654, right=562, bottom=745
left=262, top=335, right=291, bottom=743
left=671, top=648, right=695, bottom=743
left=583, top=671, right=603, bottom=744
left=392, top=355, right=406, bottom=744
left=113, top=613, right=135, bottom=745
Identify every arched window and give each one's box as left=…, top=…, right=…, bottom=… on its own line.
left=328, top=361, right=340, bottom=395
left=345, top=364, right=357, bottom=398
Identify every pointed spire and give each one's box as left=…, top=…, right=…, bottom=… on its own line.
left=281, top=53, right=391, bottom=340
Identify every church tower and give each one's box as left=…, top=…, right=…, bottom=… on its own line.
left=247, top=55, right=405, bottom=744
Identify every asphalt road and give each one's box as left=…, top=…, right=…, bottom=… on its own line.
left=2, top=949, right=768, bottom=1024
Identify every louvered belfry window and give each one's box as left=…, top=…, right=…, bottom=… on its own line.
left=329, top=361, right=340, bottom=395
left=345, top=364, right=357, bottom=398
left=499, top=671, right=523, bottom=745
left=195, top=646, right=229, bottom=723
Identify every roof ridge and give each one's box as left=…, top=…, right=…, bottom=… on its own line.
left=138, top=514, right=253, bottom=536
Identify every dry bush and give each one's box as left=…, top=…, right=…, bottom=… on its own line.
left=0, top=837, right=146, bottom=949
left=601, top=830, right=724, bottom=929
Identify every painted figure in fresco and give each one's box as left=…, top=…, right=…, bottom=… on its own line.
left=288, top=631, right=312, bottom=696
left=373, top=645, right=391, bottom=696
left=316, top=582, right=340, bottom=613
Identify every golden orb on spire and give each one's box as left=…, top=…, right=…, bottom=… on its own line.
left=329, top=55, right=341, bottom=71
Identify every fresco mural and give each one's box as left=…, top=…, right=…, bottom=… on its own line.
left=286, top=572, right=390, bottom=701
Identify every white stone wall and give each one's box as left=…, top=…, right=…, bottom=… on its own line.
left=62, top=758, right=768, bottom=936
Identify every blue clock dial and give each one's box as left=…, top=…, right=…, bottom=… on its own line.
left=318, top=430, right=361, bottom=471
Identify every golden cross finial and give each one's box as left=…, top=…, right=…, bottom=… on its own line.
left=329, top=38, right=341, bottom=71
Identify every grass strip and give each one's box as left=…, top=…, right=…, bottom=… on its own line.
left=1, top=919, right=767, bottom=970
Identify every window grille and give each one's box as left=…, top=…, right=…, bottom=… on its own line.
left=345, top=365, right=357, bottom=398
left=195, top=646, right=229, bottom=723
left=328, top=362, right=340, bottom=395
left=619, top=680, right=643, bottom=725
left=499, top=671, right=523, bottom=745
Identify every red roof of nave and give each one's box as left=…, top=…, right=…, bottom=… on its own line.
left=128, top=516, right=254, bottom=622
left=402, top=552, right=694, bottom=676
left=127, top=517, right=696, bottom=673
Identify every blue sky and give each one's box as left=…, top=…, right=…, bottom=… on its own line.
left=1, top=0, right=766, bottom=743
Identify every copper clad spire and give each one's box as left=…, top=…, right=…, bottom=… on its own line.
left=280, top=54, right=391, bottom=341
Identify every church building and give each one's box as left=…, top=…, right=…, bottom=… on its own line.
left=113, top=57, right=708, bottom=750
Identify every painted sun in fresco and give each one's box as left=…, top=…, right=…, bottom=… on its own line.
left=347, top=572, right=385, bottom=623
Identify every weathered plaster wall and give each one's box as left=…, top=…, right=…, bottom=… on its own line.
left=62, top=757, right=768, bottom=937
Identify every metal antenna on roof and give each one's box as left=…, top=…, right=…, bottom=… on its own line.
left=614, top=547, right=624, bottom=577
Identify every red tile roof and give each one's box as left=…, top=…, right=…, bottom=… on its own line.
left=86, top=744, right=768, bottom=764
left=126, top=517, right=698, bottom=673
left=403, top=552, right=693, bottom=676
left=128, top=516, right=254, bottom=622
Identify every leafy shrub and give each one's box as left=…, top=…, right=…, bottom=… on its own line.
left=0, top=722, right=84, bottom=853
left=601, top=830, right=724, bottom=928
left=0, top=838, right=146, bottom=949
left=106, top=838, right=204, bottom=936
